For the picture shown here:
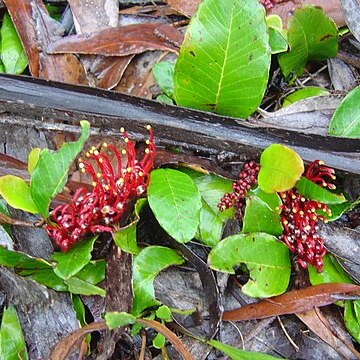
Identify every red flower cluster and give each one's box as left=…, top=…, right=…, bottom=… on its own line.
left=46, top=126, right=155, bottom=252
left=218, top=161, right=260, bottom=219
left=260, top=0, right=291, bottom=11
left=218, top=160, right=336, bottom=272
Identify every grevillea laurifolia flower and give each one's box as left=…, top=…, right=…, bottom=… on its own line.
left=218, top=160, right=337, bottom=272
left=46, top=126, right=155, bottom=252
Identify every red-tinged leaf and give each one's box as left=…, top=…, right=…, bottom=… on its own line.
left=223, top=283, right=360, bottom=321
left=297, top=308, right=360, bottom=359
left=4, top=0, right=87, bottom=84
left=48, top=24, right=183, bottom=56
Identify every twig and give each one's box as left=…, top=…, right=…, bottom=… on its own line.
left=277, top=316, right=299, bottom=352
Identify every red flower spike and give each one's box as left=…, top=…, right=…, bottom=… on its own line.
left=46, top=126, right=155, bottom=252
left=305, top=160, right=336, bottom=190
left=218, top=161, right=260, bottom=219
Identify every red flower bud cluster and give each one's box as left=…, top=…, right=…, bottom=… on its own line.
left=218, top=161, right=260, bottom=219
left=218, top=159, right=336, bottom=272
left=46, top=126, right=155, bottom=252
left=260, top=0, right=290, bottom=11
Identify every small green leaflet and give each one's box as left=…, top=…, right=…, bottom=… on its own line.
left=153, top=333, right=166, bottom=349
left=105, top=312, right=136, bottom=330
left=328, top=86, right=360, bottom=138
left=208, top=233, right=290, bottom=297
left=30, top=120, right=90, bottom=218
left=174, top=0, right=271, bottom=118
left=344, top=300, right=360, bottom=344
left=0, top=306, right=28, bottom=360
left=282, top=87, right=329, bottom=107
left=258, top=144, right=304, bottom=193
left=152, top=61, right=175, bottom=99
left=64, top=277, right=105, bottom=297
left=266, top=15, right=288, bottom=54
left=0, top=13, right=28, bottom=74
left=148, top=169, right=201, bottom=243
left=132, top=246, right=184, bottom=315
left=208, top=339, right=281, bottom=360
left=278, top=6, right=338, bottom=81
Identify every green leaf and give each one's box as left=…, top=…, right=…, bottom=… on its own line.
left=344, top=300, right=360, bottom=344
left=72, top=294, right=88, bottom=327
left=156, top=305, right=172, bottom=322
left=0, top=247, right=67, bottom=291
left=308, top=254, right=353, bottom=286
left=266, top=15, right=288, bottom=54
left=282, top=87, right=329, bottom=107
left=242, top=189, right=283, bottom=235
left=153, top=61, right=175, bottom=98
left=105, top=312, right=136, bottom=330
left=64, top=277, right=106, bottom=297
left=295, top=177, right=346, bottom=204
left=27, top=148, right=41, bottom=175
left=194, top=174, right=234, bottom=221
left=208, top=233, right=290, bottom=297
left=30, top=120, right=90, bottom=218
left=197, top=200, right=223, bottom=246
left=132, top=246, right=184, bottom=315
left=0, top=175, right=39, bottom=213
left=328, top=86, right=360, bottom=138
left=278, top=6, right=338, bottom=81
left=258, top=144, right=304, bottom=193
left=52, top=236, right=97, bottom=280
left=153, top=333, right=166, bottom=349
left=75, top=260, right=106, bottom=285
left=208, top=339, right=280, bottom=360
left=148, top=169, right=201, bottom=243
left=0, top=198, right=12, bottom=235
left=113, top=198, right=147, bottom=254
left=323, top=201, right=351, bottom=221
left=0, top=13, right=28, bottom=74
left=173, top=0, right=271, bottom=118
left=156, top=94, right=174, bottom=105
left=0, top=306, right=28, bottom=360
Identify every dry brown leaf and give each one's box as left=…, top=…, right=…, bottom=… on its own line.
left=48, top=23, right=183, bottom=56
left=223, top=284, right=360, bottom=321
left=340, top=0, right=360, bottom=42
left=297, top=308, right=360, bottom=359
left=165, top=0, right=200, bottom=17
left=3, top=0, right=87, bottom=84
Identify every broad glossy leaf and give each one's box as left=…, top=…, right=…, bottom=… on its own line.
left=113, top=198, right=147, bottom=254
left=309, top=254, right=353, bottom=286
left=242, top=190, right=283, bottom=235
left=75, top=260, right=106, bottom=285
left=152, top=61, right=175, bottom=98
left=0, top=13, right=28, bottom=74
left=132, top=246, right=184, bottom=315
left=148, top=169, right=201, bottom=243
left=278, top=6, right=338, bottom=81
left=27, top=148, right=41, bottom=175
left=295, top=177, right=346, bottom=204
left=208, top=339, right=279, bottom=360
left=344, top=300, right=360, bottom=344
left=174, top=0, right=271, bottom=118
left=71, top=294, right=87, bottom=327
left=194, top=174, right=234, bottom=221
left=329, top=86, right=360, bottom=138
left=282, top=87, right=329, bottom=107
left=64, top=277, right=106, bottom=297
left=258, top=144, right=304, bottom=193
left=208, top=233, right=290, bottom=297
left=30, top=120, right=90, bottom=217
left=266, top=15, right=288, bottom=55
left=0, top=175, right=39, bottom=213
left=105, top=312, right=136, bottom=330
left=52, top=236, right=97, bottom=280
left=324, top=201, right=351, bottom=221
left=0, top=306, right=28, bottom=360
left=153, top=333, right=166, bottom=349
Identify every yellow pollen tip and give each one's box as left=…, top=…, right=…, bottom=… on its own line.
left=89, top=150, right=94, bottom=155
left=119, top=178, right=124, bottom=183
left=312, top=215, right=317, bottom=221
left=283, top=220, right=288, bottom=225
left=79, top=162, right=85, bottom=169
left=311, top=208, right=316, bottom=212
left=92, top=181, right=97, bottom=187
left=292, top=208, right=297, bottom=213
left=78, top=158, right=83, bottom=162
left=145, top=148, right=150, bottom=154
left=93, top=150, right=99, bottom=156
left=91, top=146, right=96, bottom=151
left=318, top=160, right=324, bottom=165
left=146, top=124, right=152, bottom=130
left=103, top=142, right=108, bottom=147
left=324, top=219, right=328, bottom=223
left=120, top=127, right=125, bottom=133
left=146, top=140, right=150, bottom=145
left=85, top=152, right=90, bottom=158
left=96, top=173, right=101, bottom=178
left=121, top=149, right=127, bottom=154
left=139, top=171, right=143, bottom=177
left=104, top=185, right=110, bottom=191
left=99, top=158, right=103, bottom=163
left=300, top=197, right=305, bottom=202
left=299, top=211, right=304, bottom=216
left=124, top=138, right=129, bottom=143
left=127, top=167, right=132, bottom=173
left=81, top=169, right=86, bottom=174
left=323, top=182, right=327, bottom=187
left=291, top=195, right=296, bottom=200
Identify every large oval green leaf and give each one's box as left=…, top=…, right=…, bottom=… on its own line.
left=148, top=169, right=201, bottom=243
left=278, top=6, right=338, bottom=81
left=258, top=144, right=304, bottom=193
left=173, top=0, right=271, bottom=118
left=132, top=246, right=184, bottom=316
left=208, top=233, right=290, bottom=297
left=328, top=86, right=360, bottom=138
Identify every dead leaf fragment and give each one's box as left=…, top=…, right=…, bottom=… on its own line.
left=48, top=24, right=183, bottom=56
left=340, top=0, right=360, bottom=42
left=165, top=0, right=200, bottom=17
left=223, top=283, right=360, bottom=321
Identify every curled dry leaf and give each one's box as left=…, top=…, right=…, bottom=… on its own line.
left=165, top=0, right=200, bottom=17
left=48, top=23, right=183, bottom=56
left=223, top=283, right=360, bottom=321
left=340, top=0, right=360, bottom=42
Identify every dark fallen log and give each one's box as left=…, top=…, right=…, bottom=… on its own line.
left=0, top=73, right=359, bottom=174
